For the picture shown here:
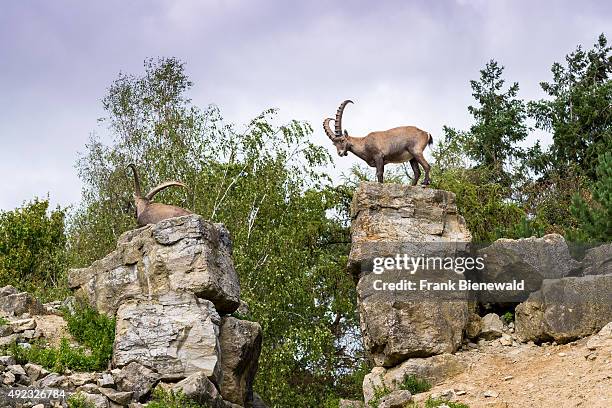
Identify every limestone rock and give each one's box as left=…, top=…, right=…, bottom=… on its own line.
left=114, top=361, right=159, bottom=401
left=0, top=286, right=45, bottom=317
left=465, top=313, right=482, bottom=339
left=68, top=215, right=240, bottom=315
left=98, top=387, right=133, bottom=405
left=349, top=183, right=471, bottom=366
left=378, top=390, right=413, bottom=408
left=82, top=393, right=110, bottom=408
left=480, top=313, right=504, bottom=340
left=586, top=321, right=612, bottom=350
left=218, top=316, right=262, bottom=406
left=582, top=243, right=612, bottom=276
left=477, top=234, right=581, bottom=302
left=516, top=275, right=612, bottom=343
left=363, top=354, right=465, bottom=404
left=172, top=371, right=224, bottom=408
left=112, top=292, right=221, bottom=381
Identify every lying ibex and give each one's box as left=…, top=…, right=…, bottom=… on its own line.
left=323, top=100, right=433, bottom=185
left=127, top=164, right=192, bottom=226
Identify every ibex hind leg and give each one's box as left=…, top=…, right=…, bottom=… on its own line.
left=409, top=158, right=420, bottom=186
left=414, top=153, right=431, bottom=186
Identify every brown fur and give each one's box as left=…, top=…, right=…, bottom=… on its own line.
left=127, top=164, right=192, bottom=226
left=323, top=101, right=433, bottom=185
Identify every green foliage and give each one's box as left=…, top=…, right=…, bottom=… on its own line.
left=0, top=198, right=69, bottom=301
left=529, top=33, right=612, bottom=181
left=67, top=392, right=96, bottom=408
left=64, top=301, right=116, bottom=369
left=0, top=317, right=8, bottom=326
left=399, top=375, right=432, bottom=394
left=368, top=379, right=391, bottom=408
left=443, top=60, right=530, bottom=188
left=7, top=338, right=100, bottom=372
left=148, top=388, right=211, bottom=408
left=430, top=168, right=525, bottom=242
left=502, top=311, right=514, bottom=324
left=69, top=57, right=362, bottom=407
left=5, top=302, right=115, bottom=372
left=570, top=152, right=612, bottom=241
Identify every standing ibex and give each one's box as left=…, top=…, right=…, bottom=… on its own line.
left=127, top=164, right=192, bottom=226
left=323, top=100, right=433, bottom=185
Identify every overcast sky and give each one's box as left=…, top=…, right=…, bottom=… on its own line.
left=0, top=0, right=609, bottom=211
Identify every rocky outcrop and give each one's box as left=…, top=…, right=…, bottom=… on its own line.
left=581, top=243, right=612, bottom=276
left=349, top=183, right=471, bottom=367
left=515, top=274, right=612, bottom=343
left=68, top=215, right=240, bottom=315
left=476, top=234, right=581, bottom=302
left=66, top=214, right=261, bottom=407
left=219, top=316, right=262, bottom=406
left=112, top=292, right=222, bottom=381
left=0, top=285, right=45, bottom=317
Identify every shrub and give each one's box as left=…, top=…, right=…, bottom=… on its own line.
left=0, top=198, right=69, bottom=301
left=64, top=301, right=115, bottom=369
left=425, top=398, right=470, bottom=408
left=4, top=302, right=115, bottom=372
left=148, top=388, right=212, bottom=408
left=399, top=375, right=432, bottom=394
left=502, top=312, right=514, bottom=324
left=67, top=392, right=96, bottom=408
left=0, top=316, right=8, bottom=326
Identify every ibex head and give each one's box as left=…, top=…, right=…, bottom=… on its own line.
left=323, top=99, right=353, bottom=157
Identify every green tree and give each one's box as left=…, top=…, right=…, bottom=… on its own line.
left=443, top=60, right=530, bottom=188
left=529, top=33, right=612, bottom=180
left=70, top=57, right=364, bottom=407
left=0, top=198, right=68, bottom=300
left=570, top=152, right=612, bottom=241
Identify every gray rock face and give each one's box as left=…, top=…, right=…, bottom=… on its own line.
left=114, top=361, right=159, bottom=401
left=0, top=286, right=46, bottom=317
left=349, top=183, right=471, bottom=367
left=68, top=215, right=240, bottom=315
left=113, top=292, right=221, bottom=381
left=477, top=234, right=581, bottom=301
left=218, top=316, right=262, bottom=406
left=378, top=390, right=413, bottom=408
left=582, top=243, right=612, bottom=276
left=363, top=354, right=465, bottom=405
left=172, top=371, right=225, bottom=408
left=516, top=274, right=612, bottom=343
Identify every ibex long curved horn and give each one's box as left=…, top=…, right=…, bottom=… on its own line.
left=334, top=100, right=353, bottom=137
left=145, top=181, right=188, bottom=201
left=126, top=164, right=142, bottom=197
left=323, top=118, right=337, bottom=140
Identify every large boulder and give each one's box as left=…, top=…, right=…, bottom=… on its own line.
left=0, top=285, right=45, bottom=317
left=362, top=354, right=465, bottom=405
left=112, top=292, right=221, bottom=381
left=349, top=183, right=471, bottom=366
left=476, top=234, right=581, bottom=302
left=515, top=274, right=612, bottom=343
left=218, top=316, right=262, bottom=406
left=581, top=243, right=612, bottom=276
left=68, top=215, right=240, bottom=315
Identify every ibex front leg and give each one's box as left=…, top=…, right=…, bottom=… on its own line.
left=375, top=156, right=385, bottom=183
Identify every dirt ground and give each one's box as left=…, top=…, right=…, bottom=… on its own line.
left=412, top=336, right=612, bottom=408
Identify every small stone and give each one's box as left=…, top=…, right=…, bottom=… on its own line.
left=558, top=352, right=567, bottom=357
left=2, top=371, right=15, bottom=385
left=99, top=387, right=134, bottom=405
left=33, top=404, right=45, bottom=408
left=585, top=353, right=597, bottom=361
left=483, top=390, right=499, bottom=398
left=98, top=373, right=115, bottom=387
left=467, top=342, right=478, bottom=349
left=0, top=356, right=16, bottom=365
left=503, top=375, right=513, bottom=381
left=8, top=364, right=27, bottom=376
left=39, top=373, right=66, bottom=388
left=10, top=318, right=36, bottom=332
left=25, top=363, right=48, bottom=382
left=456, top=390, right=467, bottom=396
left=77, top=383, right=101, bottom=394
left=81, top=392, right=110, bottom=408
